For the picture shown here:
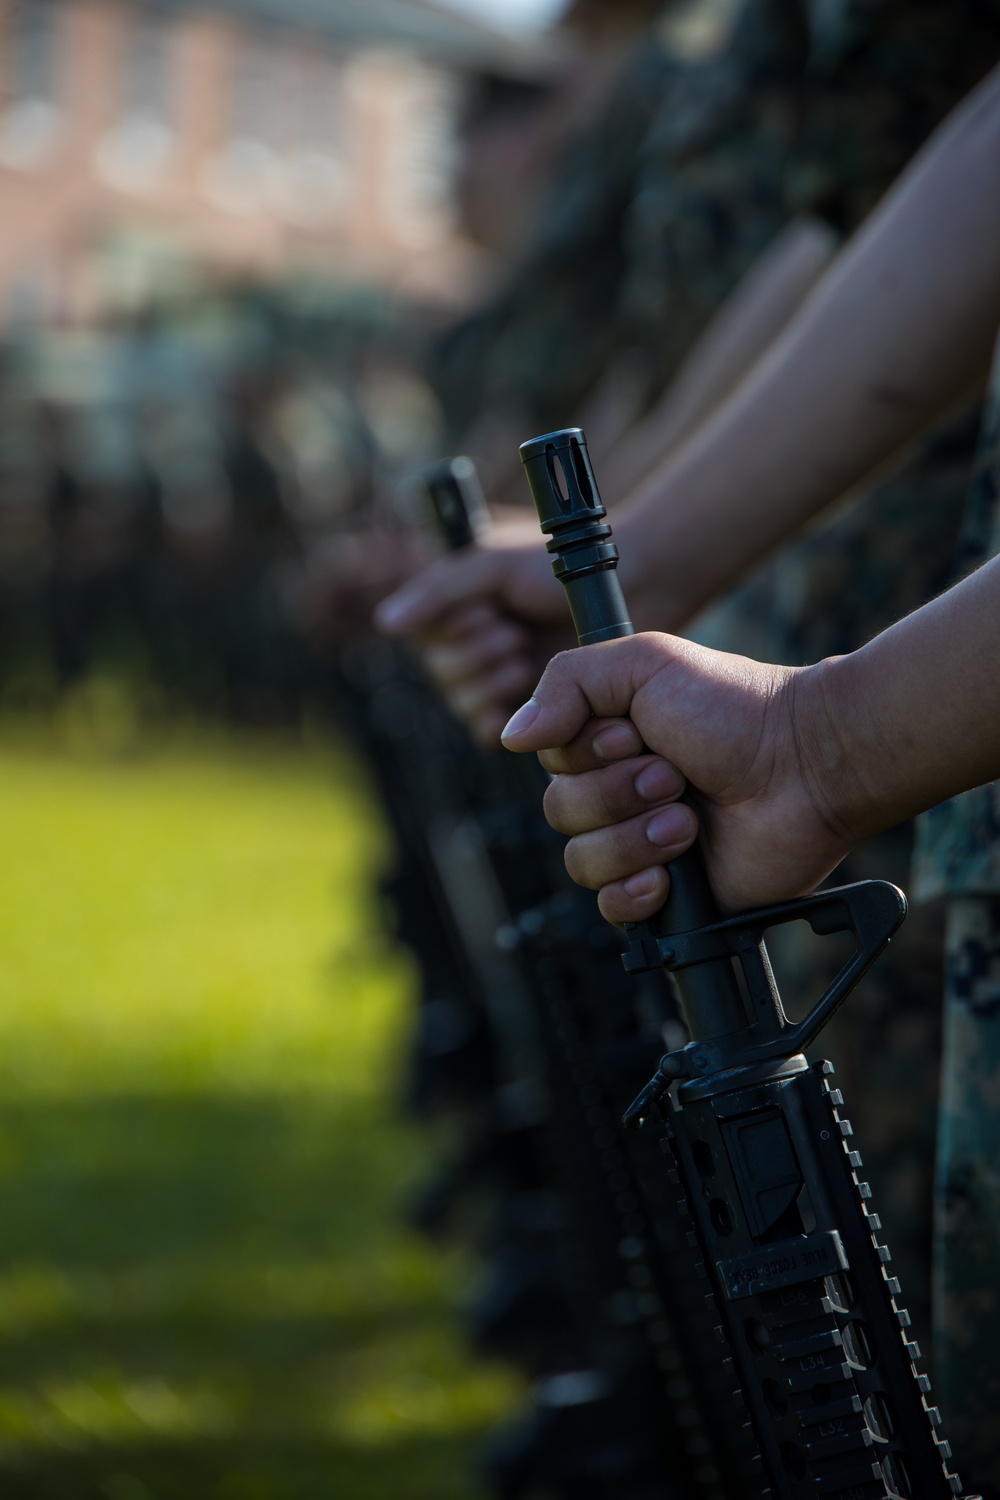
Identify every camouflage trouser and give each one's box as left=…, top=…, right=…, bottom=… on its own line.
left=936, top=897, right=1000, bottom=1500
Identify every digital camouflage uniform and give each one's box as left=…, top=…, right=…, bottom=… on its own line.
left=435, top=2, right=1000, bottom=1456
left=673, top=0, right=1000, bottom=1350
left=431, top=26, right=678, bottom=447
left=679, top=6, right=1000, bottom=1476
left=434, top=0, right=813, bottom=447
left=436, top=0, right=1000, bottom=1351
left=621, top=0, right=1000, bottom=402
left=909, top=343, right=1000, bottom=1500
left=619, top=0, right=809, bottom=397
left=769, top=8, right=1000, bottom=1396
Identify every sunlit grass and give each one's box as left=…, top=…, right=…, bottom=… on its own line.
left=0, top=726, right=519, bottom=1498
left=0, top=731, right=403, bottom=1100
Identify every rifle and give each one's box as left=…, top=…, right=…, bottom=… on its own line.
left=422, top=458, right=766, bottom=1498
left=517, top=425, right=970, bottom=1500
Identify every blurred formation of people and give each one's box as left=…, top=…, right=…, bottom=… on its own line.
left=377, top=0, right=1000, bottom=1369
left=371, top=1, right=1000, bottom=1496
left=0, top=289, right=444, bottom=724
left=5, top=0, right=1000, bottom=1490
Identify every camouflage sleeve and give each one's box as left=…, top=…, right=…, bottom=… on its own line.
left=912, top=336, right=1000, bottom=902
left=933, top=895, right=1000, bottom=1494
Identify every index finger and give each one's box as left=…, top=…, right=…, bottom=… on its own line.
left=376, top=548, right=509, bottom=636
left=500, top=634, right=675, bottom=755
left=537, top=717, right=644, bottom=775
left=421, top=598, right=513, bottom=647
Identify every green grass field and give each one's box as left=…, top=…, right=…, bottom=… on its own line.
left=0, top=726, right=518, bottom=1499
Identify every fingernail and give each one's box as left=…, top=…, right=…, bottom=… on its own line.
left=375, top=594, right=413, bottom=631
left=592, top=723, right=640, bottom=760
left=635, top=761, right=678, bottom=802
left=501, top=697, right=540, bottom=742
left=624, top=868, right=659, bottom=898
left=646, top=805, right=690, bottom=848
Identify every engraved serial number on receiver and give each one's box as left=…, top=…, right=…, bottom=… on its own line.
left=719, top=1231, right=848, bottom=1300
left=733, top=1244, right=832, bottom=1285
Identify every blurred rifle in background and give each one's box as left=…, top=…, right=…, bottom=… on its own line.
left=332, top=455, right=769, bottom=1498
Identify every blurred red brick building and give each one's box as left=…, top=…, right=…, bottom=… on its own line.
left=0, top=0, right=528, bottom=324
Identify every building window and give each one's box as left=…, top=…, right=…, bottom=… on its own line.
left=280, top=52, right=347, bottom=226
left=229, top=35, right=286, bottom=152
left=0, top=0, right=64, bottom=171
left=203, top=36, right=346, bottom=224
left=96, top=13, right=177, bottom=191
left=382, top=64, right=460, bottom=246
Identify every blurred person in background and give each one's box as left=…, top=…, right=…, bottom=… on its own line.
left=395, top=55, right=1000, bottom=1495
left=373, top=0, right=1000, bottom=1440
left=0, top=275, right=451, bottom=726
left=384, top=0, right=1000, bottom=724
left=301, top=0, right=660, bottom=643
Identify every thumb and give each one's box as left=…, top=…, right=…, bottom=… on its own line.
left=500, top=634, right=673, bottom=753
left=375, top=549, right=511, bottom=636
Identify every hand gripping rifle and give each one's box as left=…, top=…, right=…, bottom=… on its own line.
left=423, top=457, right=767, bottom=1499
left=518, top=427, right=971, bottom=1500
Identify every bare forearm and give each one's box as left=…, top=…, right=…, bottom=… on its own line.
left=601, top=218, right=838, bottom=498
left=619, top=64, right=1000, bottom=630
left=799, top=555, right=1000, bottom=847
left=502, top=554, right=1000, bottom=918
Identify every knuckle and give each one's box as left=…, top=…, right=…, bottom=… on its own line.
left=596, top=774, right=624, bottom=827
left=541, top=779, right=569, bottom=833
left=597, top=888, right=626, bottom=928
left=537, top=748, right=565, bottom=775
left=563, top=837, right=596, bottom=889
left=548, top=648, right=577, bottom=675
